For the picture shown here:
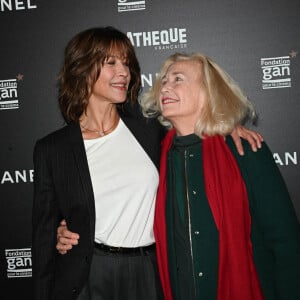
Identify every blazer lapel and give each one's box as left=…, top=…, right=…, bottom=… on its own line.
left=68, top=122, right=96, bottom=243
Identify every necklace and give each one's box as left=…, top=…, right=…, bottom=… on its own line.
left=80, top=117, right=119, bottom=137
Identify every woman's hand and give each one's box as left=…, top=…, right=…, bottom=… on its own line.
left=56, top=219, right=80, bottom=255
left=230, top=125, right=264, bottom=155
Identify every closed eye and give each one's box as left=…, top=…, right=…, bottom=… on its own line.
left=106, top=59, right=115, bottom=65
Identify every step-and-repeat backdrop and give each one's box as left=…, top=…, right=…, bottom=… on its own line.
left=1, top=1, right=299, bottom=298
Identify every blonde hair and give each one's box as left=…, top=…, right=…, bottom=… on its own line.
left=140, top=52, right=256, bottom=137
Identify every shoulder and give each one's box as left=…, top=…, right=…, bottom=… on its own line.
left=226, top=135, right=273, bottom=162
left=119, top=101, right=166, bottom=139
left=34, top=122, right=78, bottom=154
left=35, top=124, right=68, bottom=145
left=225, top=135, right=285, bottom=183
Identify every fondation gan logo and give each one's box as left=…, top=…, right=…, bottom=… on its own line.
left=0, top=74, right=23, bottom=110
left=261, top=50, right=297, bottom=90
left=5, top=248, right=32, bottom=278
left=127, top=27, right=188, bottom=51
left=118, top=0, right=145, bottom=12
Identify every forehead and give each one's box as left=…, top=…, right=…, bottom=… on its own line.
left=106, top=42, right=129, bottom=59
left=165, top=60, right=202, bottom=77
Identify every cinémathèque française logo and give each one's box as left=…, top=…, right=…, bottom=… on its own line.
left=127, top=27, right=188, bottom=51
left=261, top=51, right=297, bottom=90
left=118, top=0, right=145, bottom=12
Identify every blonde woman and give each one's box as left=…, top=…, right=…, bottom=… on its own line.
left=141, top=52, right=300, bottom=300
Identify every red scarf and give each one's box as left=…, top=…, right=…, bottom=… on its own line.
left=154, top=129, right=264, bottom=300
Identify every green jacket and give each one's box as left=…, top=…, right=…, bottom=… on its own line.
left=166, top=135, right=300, bottom=300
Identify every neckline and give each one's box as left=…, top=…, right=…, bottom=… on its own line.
left=83, top=118, right=123, bottom=141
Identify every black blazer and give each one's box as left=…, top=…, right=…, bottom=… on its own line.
left=32, top=102, right=165, bottom=300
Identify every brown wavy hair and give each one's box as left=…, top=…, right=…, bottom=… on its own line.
left=58, top=26, right=141, bottom=123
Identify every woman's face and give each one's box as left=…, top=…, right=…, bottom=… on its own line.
left=90, top=54, right=131, bottom=105
left=159, top=59, right=206, bottom=131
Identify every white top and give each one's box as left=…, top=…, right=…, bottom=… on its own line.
left=84, top=118, right=159, bottom=247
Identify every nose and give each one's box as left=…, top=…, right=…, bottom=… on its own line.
left=160, top=81, right=171, bottom=94
left=117, top=62, right=129, bottom=77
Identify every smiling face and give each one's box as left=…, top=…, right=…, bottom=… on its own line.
left=90, top=54, right=131, bottom=105
left=159, top=59, right=207, bottom=135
